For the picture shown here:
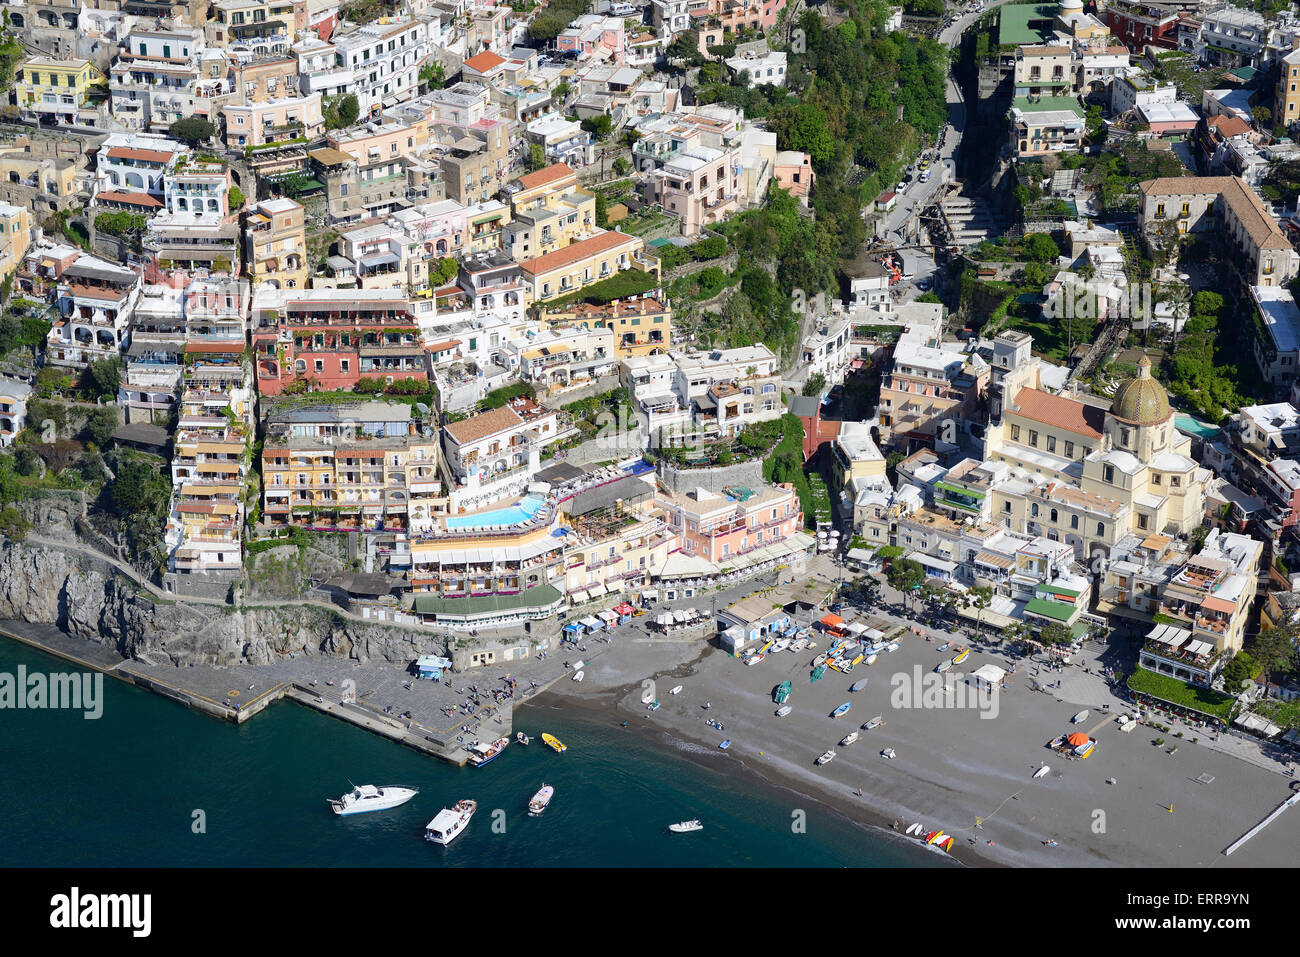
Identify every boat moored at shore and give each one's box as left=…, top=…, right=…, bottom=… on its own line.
left=467, top=736, right=510, bottom=767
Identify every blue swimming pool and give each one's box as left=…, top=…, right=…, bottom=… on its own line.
left=446, top=495, right=547, bottom=531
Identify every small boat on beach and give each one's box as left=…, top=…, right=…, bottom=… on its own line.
left=541, top=733, right=567, bottom=753
left=572, top=670, right=584, bottom=682
left=745, top=653, right=766, bottom=666
left=791, top=637, right=809, bottom=653
left=516, top=732, right=530, bottom=745
left=886, top=642, right=900, bottom=653
left=813, top=654, right=828, bottom=668
left=669, top=820, right=703, bottom=833
left=862, top=715, right=884, bottom=731
left=1120, top=719, right=1137, bottom=733
left=774, top=680, right=793, bottom=704
left=1033, top=764, right=1050, bottom=779
left=528, top=785, right=554, bottom=815
left=648, top=699, right=661, bottom=711
left=718, top=739, right=731, bottom=749
left=850, top=678, right=869, bottom=692
left=952, top=648, right=970, bottom=665
left=865, top=653, right=878, bottom=666
left=840, top=731, right=859, bottom=747
left=831, top=702, right=852, bottom=719
left=775, top=704, right=793, bottom=717
left=425, top=799, right=476, bottom=845
left=936, top=641, right=950, bottom=652
left=936, top=837, right=954, bottom=852
left=328, top=784, right=418, bottom=815
left=816, top=749, right=836, bottom=765
left=1072, top=710, right=1089, bottom=723
left=906, top=823, right=922, bottom=835
left=925, top=829, right=946, bottom=846
left=771, top=638, right=791, bottom=654
left=935, top=660, right=952, bottom=673
left=880, top=747, right=896, bottom=759
left=669, top=685, right=683, bottom=695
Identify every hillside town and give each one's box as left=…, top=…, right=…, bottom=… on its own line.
left=1, top=0, right=1300, bottom=777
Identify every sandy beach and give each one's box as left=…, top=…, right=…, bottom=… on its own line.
left=543, top=628, right=1300, bottom=868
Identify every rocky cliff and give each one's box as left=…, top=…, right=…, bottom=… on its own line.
left=0, top=540, right=448, bottom=667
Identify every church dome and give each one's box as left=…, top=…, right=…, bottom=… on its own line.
left=1059, top=0, right=1084, bottom=11
left=1110, top=355, right=1170, bottom=426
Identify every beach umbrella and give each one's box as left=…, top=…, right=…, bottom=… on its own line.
left=1067, top=732, right=1090, bottom=747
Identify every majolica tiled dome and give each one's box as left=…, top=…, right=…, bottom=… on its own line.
left=1110, top=355, right=1170, bottom=426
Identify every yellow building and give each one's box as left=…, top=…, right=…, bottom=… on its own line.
left=14, top=57, right=105, bottom=123
left=519, top=229, right=659, bottom=304
left=245, top=197, right=307, bottom=290
left=0, top=202, right=31, bottom=280
left=1278, top=47, right=1300, bottom=130
left=504, top=163, right=598, bottom=260
left=540, top=296, right=671, bottom=357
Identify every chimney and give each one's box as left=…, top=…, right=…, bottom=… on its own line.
left=1293, top=36, right=1299, bottom=50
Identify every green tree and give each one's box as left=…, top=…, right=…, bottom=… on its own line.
left=581, top=114, right=613, bottom=139
left=83, top=405, right=119, bottom=447
left=83, top=356, right=122, bottom=400
left=228, top=186, right=245, bottom=210
left=612, top=156, right=630, bottom=177
left=0, top=505, right=30, bottom=541
left=528, top=142, right=546, bottom=172
left=886, top=558, right=925, bottom=611
left=1039, top=622, right=1072, bottom=646
left=419, top=60, right=446, bottom=90
left=1023, top=232, right=1061, bottom=263
left=429, top=256, right=459, bottom=288
left=1223, top=650, right=1262, bottom=690
left=108, top=459, right=167, bottom=516
left=1249, top=626, right=1298, bottom=675
left=667, top=31, right=701, bottom=66
left=802, top=372, right=826, bottom=397
left=970, top=585, right=993, bottom=630
left=168, top=116, right=216, bottom=148
left=768, top=103, right=834, bottom=167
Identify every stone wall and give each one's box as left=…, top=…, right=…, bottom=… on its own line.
left=656, top=457, right=765, bottom=495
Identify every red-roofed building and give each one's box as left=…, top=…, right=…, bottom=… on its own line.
left=519, top=229, right=657, bottom=302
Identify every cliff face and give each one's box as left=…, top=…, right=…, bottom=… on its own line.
left=0, top=541, right=448, bottom=668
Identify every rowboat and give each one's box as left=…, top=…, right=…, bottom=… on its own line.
left=648, top=699, right=661, bottom=711
left=936, top=641, right=950, bottom=652
left=850, top=678, right=869, bottom=692
left=541, top=733, right=566, bottom=753
left=937, top=837, right=954, bottom=852
left=1033, top=764, right=1050, bottom=779
left=865, top=654, right=878, bottom=666
left=571, top=670, right=584, bottom=682
left=669, top=685, right=683, bottom=695
left=774, top=680, right=792, bottom=704
left=775, top=704, right=793, bottom=717
left=935, top=660, right=952, bottom=673
left=862, top=715, right=884, bottom=730
left=816, top=749, right=836, bottom=765
left=831, top=702, right=852, bottom=719
left=850, top=654, right=865, bottom=666
left=952, top=648, right=970, bottom=665
left=516, top=732, right=530, bottom=745
left=718, top=739, right=731, bottom=749
left=1072, top=710, right=1089, bottom=723
left=886, top=642, right=900, bottom=653
left=906, top=823, right=922, bottom=835
left=880, top=747, right=896, bottom=759
left=745, top=653, right=766, bottom=666
left=813, top=654, right=828, bottom=668
left=840, top=731, right=859, bottom=747
left=926, top=830, right=946, bottom=846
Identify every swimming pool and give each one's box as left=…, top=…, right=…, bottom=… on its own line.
left=445, top=495, right=547, bottom=531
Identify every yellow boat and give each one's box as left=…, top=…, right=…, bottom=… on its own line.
left=541, top=733, right=567, bottom=753
left=926, top=830, right=947, bottom=846
left=952, top=649, right=970, bottom=665
left=850, top=654, right=865, bottom=666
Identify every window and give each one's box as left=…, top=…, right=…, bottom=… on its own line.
left=1170, top=475, right=1180, bottom=487
left=1046, top=436, right=1056, bottom=453
left=1065, top=440, right=1074, bottom=458
left=1138, top=514, right=1148, bottom=530
left=1103, top=465, right=1114, bottom=483
left=1029, top=430, right=1038, bottom=447
left=1010, top=424, right=1021, bottom=442
left=1031, top=503, right=1039, bottom=518
left=1097, top=522, right=1105, bottom=536
left=1070, top=514, right=1078, bottom=530
left=1050, top=508, right=1058, bottom=524
left=1152, top=473, right=1161, bottom=485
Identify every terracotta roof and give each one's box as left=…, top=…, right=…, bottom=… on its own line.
left=424, top=338, right=462, bottom=353
left=444, top=404, right=523, bottom=445
left=1021, top=44, right=1071, bottom=55
left=1012, top=388, right=1104, bottom=438
left=106, top=147, right=176, bottom=164
left=463, top=51, right=507, bottom=74
left=515, top=162, right=574, bottom=192
left=1207, top=114, right=1251, bottom=138
left=520, top=230, right=638, bottom=277
left=1140, top=175, right=1290, bottom=249
left=96, top=190, right=163, bottom=209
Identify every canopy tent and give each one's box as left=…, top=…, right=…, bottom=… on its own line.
left=615, top=602, right=634, bottom=616
left=641, top=589, right=657, bottom=601
left=820, top=613, right=845, bottom=628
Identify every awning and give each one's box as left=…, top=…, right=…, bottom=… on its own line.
left=589, top=582, right=606, bottom=597
left=846, top=622, right=869, bottom=635
left=580, top=616, right=602, bottom=629
left=360, top=252, right=400, bottom=268
left=563, top=622, right=582, bottom=633
left=914, top=553, right=957, bottom=573
left=598, top=610, right=618, bottom=623
left=570, top=589, right=589, bottom=603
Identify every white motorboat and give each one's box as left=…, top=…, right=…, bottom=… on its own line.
left=816, top=749, right=836, bottom=766
left=528, top=784, right=554, bottom=815
left=771, top=638, right=791, bottom=654
left=1033, top=764, right=1051, bottom=779
left=775, top=704, right=793, bottom=717
left=572, top=670, right=584, bottom=682
left=880, top=748, right=896, bottom=760
left=1072, top=710, right=1089, bottom=724
left=668, top=819, right=703, bottom=833
left=669, top=685, right=683, bottom=695
left=840, top=731, right=860, bottom=747
left=328, top=784, right=418, bottom=815
left=425, top=799, right=477, bottom=844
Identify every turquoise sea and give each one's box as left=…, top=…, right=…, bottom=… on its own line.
left=0, top=638, right=943, bottom=867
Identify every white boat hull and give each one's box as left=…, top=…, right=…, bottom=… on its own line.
left=329, top=785, right=418, bottom=815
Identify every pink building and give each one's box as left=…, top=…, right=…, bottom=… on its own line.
left=697, top=0, right=787, bottom=51
left=652, top=144, right=740, bottom=236
left=658, top=483, right=803, bottom=565
left=774, top=150, right=813, bottom=203
left=557, top=15, right=627, bottom=62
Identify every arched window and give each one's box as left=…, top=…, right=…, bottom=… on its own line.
left=1031, top=503, right=1039, bottom=518
left=1096, top=522, right=1105, bottom=537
